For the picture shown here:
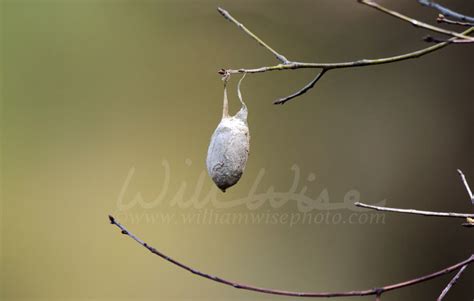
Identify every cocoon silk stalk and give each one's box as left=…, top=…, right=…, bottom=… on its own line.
left=206, top=75, right=250, bottom=192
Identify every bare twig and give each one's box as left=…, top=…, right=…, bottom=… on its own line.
left=357, top=170, right=474, bottom=228
left=437, top=264, right=469, bottom=301
left=108, top=215, right=474, bottom=298
left=360, top=0, right=474, bottom=41
left=437, top=14, right=474, bottom=27
left=217, top=7, right=290, bottom=64
left=221, top=15, right=474, bottom=74
left=273, top=69, right=328, bottom=105
left=355, top=202, right=474, bottom=219
left=457, top=169, right=474, bottom=204
left=218, top=5, right=474, bottom=104
left=224, top=24, right=473, bottom=74
left=417, top=0, right=474, bottom=23
left=449, top=38, right=474, bottom=44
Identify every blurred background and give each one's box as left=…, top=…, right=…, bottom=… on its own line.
left=2, top=0, right=474, bottom=300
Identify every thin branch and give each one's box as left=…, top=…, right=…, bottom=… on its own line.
left=360, top=0, right=474, bottom=41
left=437, top=14, right=474, bottom=27
left=437, top=264, right=469, bottom=301
left=449, top=38, right=474, bottom=44
left=417, top=0, right=474, bottom=23
left=354, top=202, right=474, bottom=219
left=358, top=171, right=474, bottom=227
left=220, top=15, right=474, bottom=75
left=217, top=7, right=290, bottom=64
left=108, top=215, right=474, bottom=298
left=273, top=69, right=327, bottom=105
left=457, top=169, right=474, bottom=204
left=223, top=25, right=474, bottom=74
left=218, top=6, right=474, bottom=104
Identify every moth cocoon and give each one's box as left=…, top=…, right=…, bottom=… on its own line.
left=206, top=75, right=249, bottom=192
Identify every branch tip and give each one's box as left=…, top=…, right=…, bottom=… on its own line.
left=457, top=169, right=474, bottom=203
left=356, top=202, right=474, bottom=219
left=417, top=0, right=474, bottom=23
left=217, top=7, right=229, bottom=19
left=273, top=69, right=327, bottom=105
left=361, top=0, right=474, bottom=41
left=217, top=7, right=291, bottom=64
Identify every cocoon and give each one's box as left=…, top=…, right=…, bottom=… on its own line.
left=206, top=75, right=250, bottom=192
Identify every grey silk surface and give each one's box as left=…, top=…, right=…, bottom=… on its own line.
left=206, top=76, right=249, bottom=192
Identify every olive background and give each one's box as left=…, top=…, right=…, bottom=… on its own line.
left=1, top=0, right=474, bottom=300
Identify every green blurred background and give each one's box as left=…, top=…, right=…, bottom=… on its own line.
left=1, top=0, right=473, bottom=300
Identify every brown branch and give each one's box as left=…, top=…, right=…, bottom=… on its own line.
left=221, top=21, right=474, bottom=74
left=417, top=0, right=474, bottom=23
left=437, top=264, right=469, bottom=301
left=218, top=5, right=474, bottom=104
left=359, top=0, right=474, bottom=41
left=273, top=69, right=327, bottom=105
left=437, top=14, right=474, bottom=27
left=108, top=215, right=474, bottom=298
left=457, top=169, right=474, bottom=204
left=449, top=38, right=474, bottom=44
left=355, top=202, right=474, bottom=219
left=357, top=170, right=474, bottom=229
left=217, top=7, right=289, bottom=64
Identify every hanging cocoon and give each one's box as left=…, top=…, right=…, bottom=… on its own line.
left=206, top=75, right=249, bottom=192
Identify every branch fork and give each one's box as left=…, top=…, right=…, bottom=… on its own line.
left=218, top=1, right=474, bottom=104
